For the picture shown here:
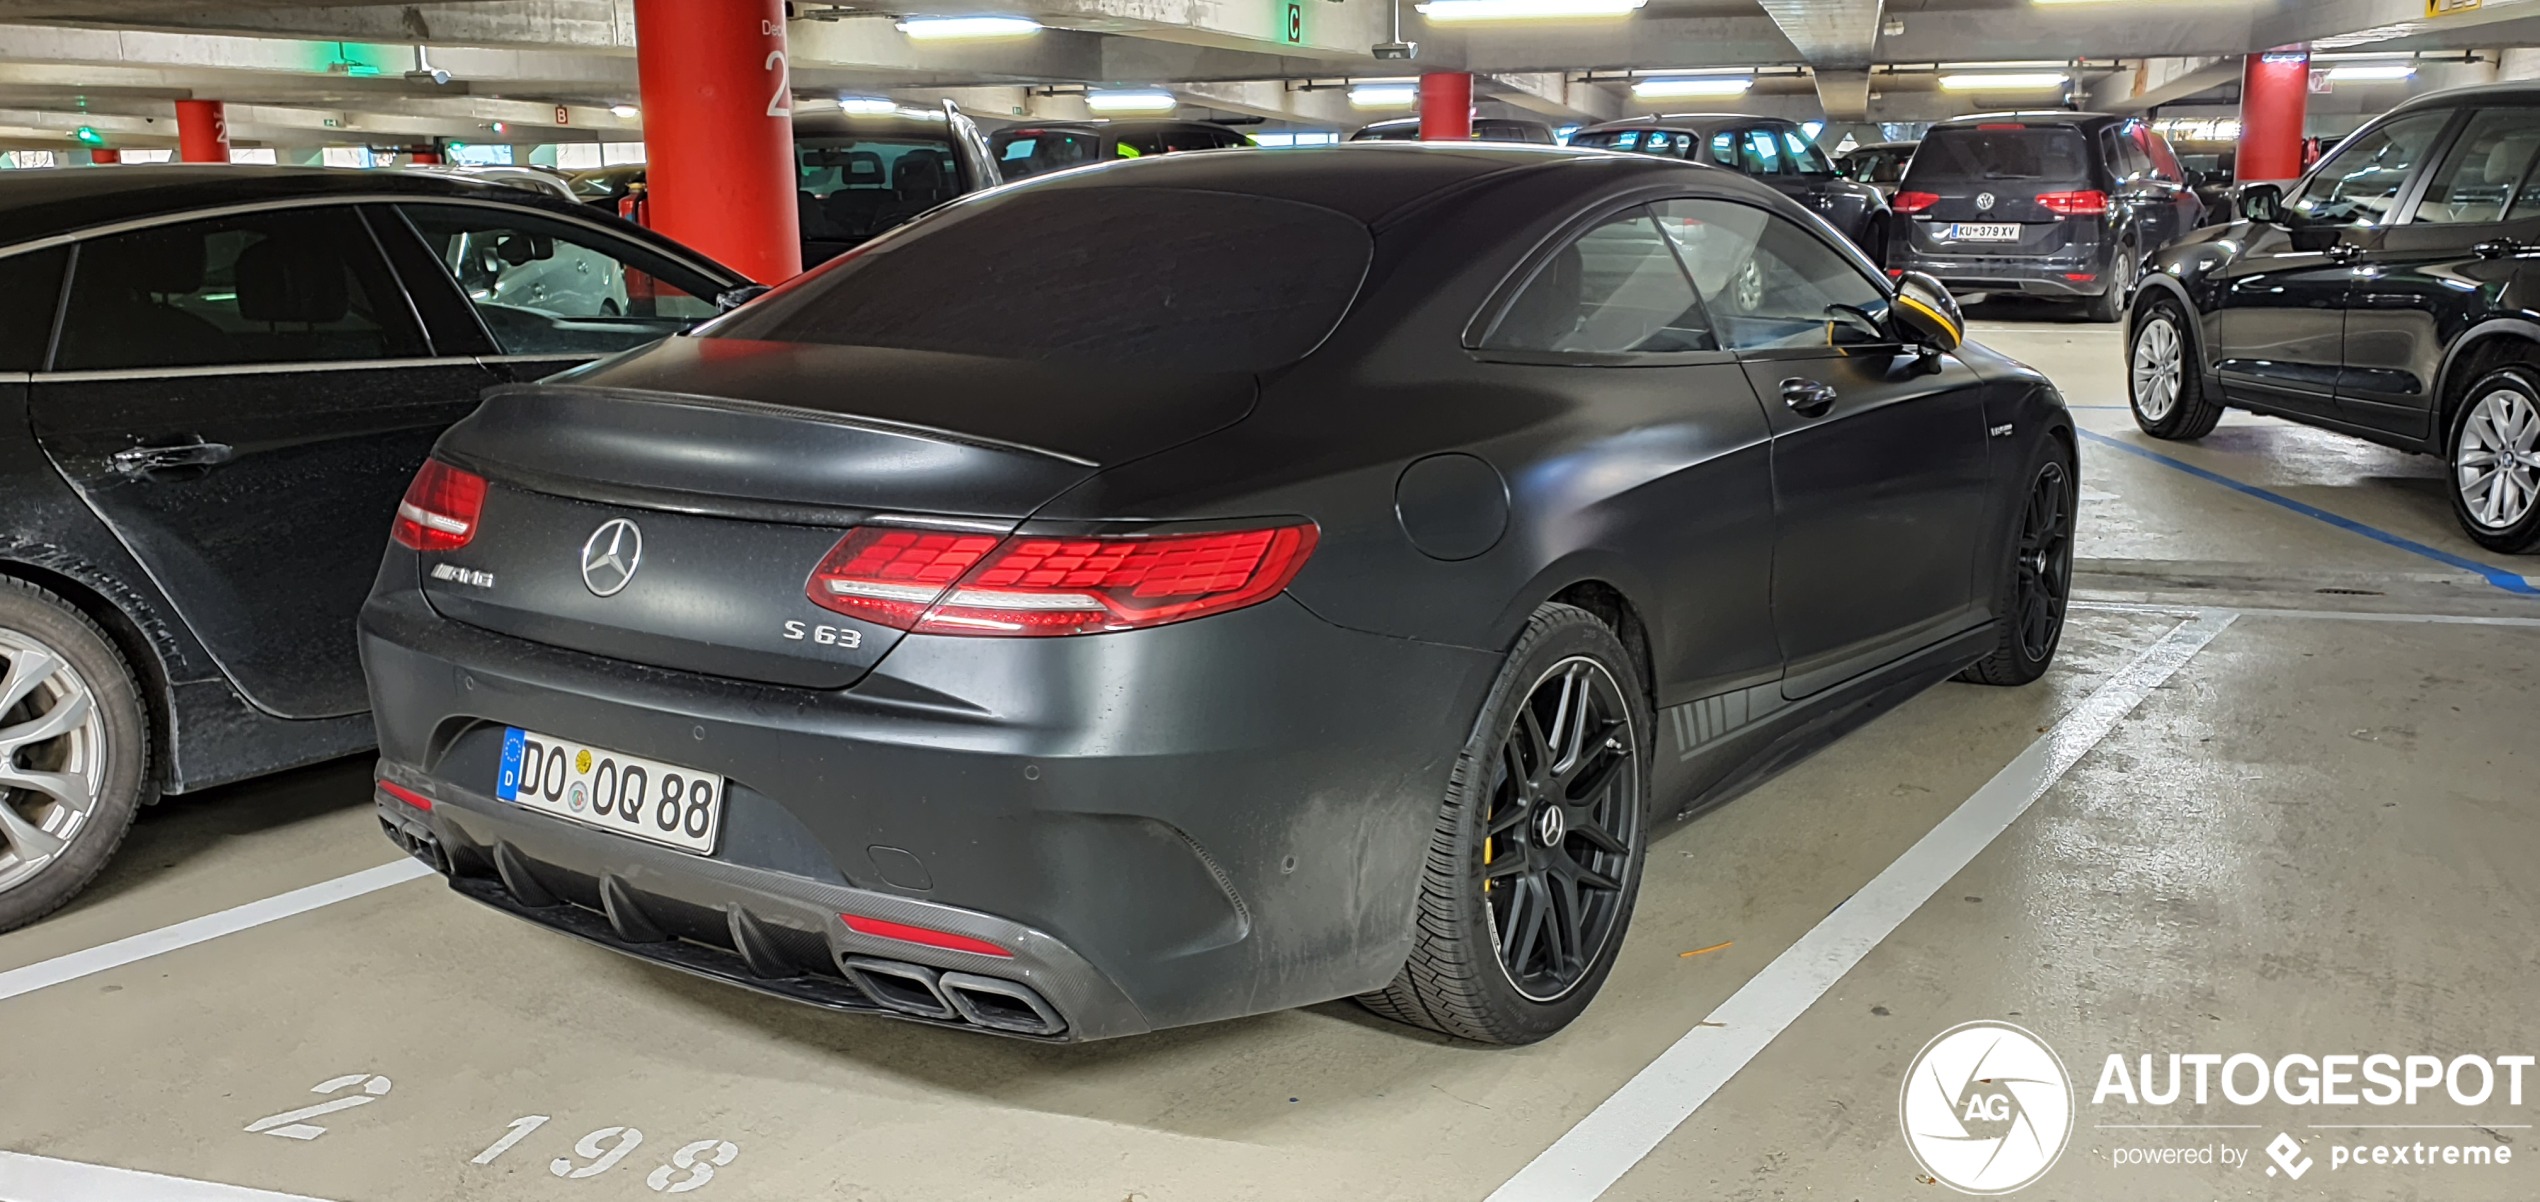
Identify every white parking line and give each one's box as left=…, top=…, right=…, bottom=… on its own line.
left=2076, top=599, right=2540, bottom=628
left=1485, top=609, right=2238, bottom=1202
left=0, top=1151, right=344, bottom=1201
left=0, top=859, right=431, bottom=1004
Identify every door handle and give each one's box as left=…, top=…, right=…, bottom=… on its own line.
left=1780, top=377, right=1839, bottom=419
left=2475, top=238, right=2523, bottom=260
left=110, top=438, right=234, bottom=477
left=2323, top=242, right=2365, bottom=263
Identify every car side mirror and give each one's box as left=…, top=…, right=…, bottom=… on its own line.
left=715, top=284, right=772, bottom=311
left=494, top=232, right=554, bottom=266
left=2236, top=182, right=2284, bottom=224
left=1889, top=272, right=1964, bottom=354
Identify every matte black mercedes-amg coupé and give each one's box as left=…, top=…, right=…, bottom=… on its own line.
left=361, top=144, right=2076, bottom=1043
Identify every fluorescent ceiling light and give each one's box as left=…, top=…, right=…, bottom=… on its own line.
left=895, top=15, right=1042, bottom=39
left=1349, top=84, right=1419, bottom=108
left=1416, top=0, right=1645, bottom=22
left=1631, top=76, right=1754, bottom=99
left=837, top=96, right=898, bottom=114
left=1086, top=88, right=1177, bottom=114
left=608, top=104, right=639, bottom=119
left=2326, top=64, right=2416, bottom=81
left=1938, top=72, right=2071, bottom=92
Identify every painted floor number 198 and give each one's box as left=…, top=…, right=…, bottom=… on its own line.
left=472, top=1113, right=741, bottom=1193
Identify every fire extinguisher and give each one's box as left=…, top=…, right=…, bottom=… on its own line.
left=616, top=180, right=658, bottom=315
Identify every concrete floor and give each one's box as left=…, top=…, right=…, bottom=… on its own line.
left=4, top=315, right=2536, bottom=1202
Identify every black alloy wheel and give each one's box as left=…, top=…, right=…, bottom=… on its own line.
left=1961, top=446, right=2077, bottom=687
left=1361, top=602, right=1651, bottom=1044
left=1480, top=656, right=1641, bottom=1003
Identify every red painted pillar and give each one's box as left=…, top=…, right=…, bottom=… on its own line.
left=89, top=148, right=120, bottom=164
left=1419, top=72, right=1473, bottom=142
left=631, top=0, right=801, bottom=282
left=175, top=99, right=230, bottom=163
left=2238, top=52, right=2310, bottom=182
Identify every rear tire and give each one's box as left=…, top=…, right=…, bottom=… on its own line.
left=0, top=577, right=152, bottom=933
left=2446, top=367, right=2540, bottom=554
left=1960, top=442, right=2077, bottom=687
left=1359, top=602, right=1651, bottom=1044
left=2085, top=243, right=2134, bottom=323
left=2128, top=297, right=2224, bottom=440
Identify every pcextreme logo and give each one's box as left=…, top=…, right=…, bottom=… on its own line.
left=1900, top=1021, right=2076, bottom=1194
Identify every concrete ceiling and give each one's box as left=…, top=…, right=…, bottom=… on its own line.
left=0, top=0, right=2528, bottom=151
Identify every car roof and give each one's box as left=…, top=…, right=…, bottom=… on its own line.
left=0, top=164, right=743, bottom=282
left=789, top=109, right=962, bottom=138
left=2390, top=79, right=2540, bottom=112
left=1853, top=140, right=1917, bottom=151
left=1575, top=114, right=1800, bottom=136
left=1928, top=111, right=2123, bottom=131
left=991, top=118, right=1245, bottom=136
left=1012, top=141, right=1769, bottom=224
left=0, top=164, right=582, bottom=249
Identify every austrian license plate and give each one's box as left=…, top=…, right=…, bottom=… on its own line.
left=496, top=727, right=725, bottom=854
left=1942, top=222, right=2022, bottom=243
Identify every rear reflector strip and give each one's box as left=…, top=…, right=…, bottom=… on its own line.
left=841, top=913, right=1012, bottom=958
left=377, top=779, right=433, bottom=811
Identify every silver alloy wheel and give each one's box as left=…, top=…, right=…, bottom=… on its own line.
left=0, top=628, right=105, bottom=896
left=2132, top=315, right=2183, bottom=422
left=2457, top=387, right=2540, bottom=530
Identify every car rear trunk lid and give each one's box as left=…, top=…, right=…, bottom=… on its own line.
left=415, top=336, right=1255, bottom=688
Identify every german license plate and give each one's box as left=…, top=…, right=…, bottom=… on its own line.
left=496, top=727, right=725, bottom=854
left=1943, top=222, right=2021, bottom=243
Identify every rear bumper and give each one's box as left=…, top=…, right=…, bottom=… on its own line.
left=359, top=583, right=1499, bottom=1040
left=1892, top=231, right=2112, bottom=298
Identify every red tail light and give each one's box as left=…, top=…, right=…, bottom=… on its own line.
left=1892, top=191, right=1940, bottom=214
left=392, top=459, right=486, bottom=552
left=806, top=522, right=1319, bottom=637
left=2036, top=189, right=2109, bottom=216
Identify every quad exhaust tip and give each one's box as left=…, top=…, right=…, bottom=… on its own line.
left=836, top=955, right=1066, bottom=1036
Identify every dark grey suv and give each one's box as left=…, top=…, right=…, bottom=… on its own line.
left=1890, top=112, right=2205, bottom=321
left=1569, top=115, right=1890, bottom=261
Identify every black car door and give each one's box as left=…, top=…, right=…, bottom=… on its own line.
left=1470, top=203, right=1783, bottom=710
left=2209, top=109, right=2454, bottom=421
left=2341, top=104, right=2540, bottom=443
left=379, top=202, right=732, bottom=386
left=1655, top=198, right=1993, bottom=699
left=28, top=204, right=495, bottom=719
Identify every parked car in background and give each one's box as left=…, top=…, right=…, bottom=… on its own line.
left=359, top=144, right=2071, bottom=1046
left=1348, top=116, right=1558, bottom=144
left=2127, top=84, right=2540, bottom=552
left=1839, top=140, right=1917, bottom=198
left=562, top=104, right=1003, bottom=267
left=990, top=119, right=1254, bottom=181
left=1568, top=115, right=1891, bottom=262
left=1889, top=111, right=2204, bottom=321
left=0, top=167, right=747, bottom=932
left=2175, top=148, right=2239, bottom=225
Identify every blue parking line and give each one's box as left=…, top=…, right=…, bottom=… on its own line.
left=2074, top=428, right=2540, bottom=597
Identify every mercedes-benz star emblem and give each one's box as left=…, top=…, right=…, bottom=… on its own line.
left=579, top=519, right=643, bottom=597
left=1976, top=192, right=1998, bottom=212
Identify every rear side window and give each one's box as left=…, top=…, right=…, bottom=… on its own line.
left=1481, top=208, right=1712, bottom=354
left=1908, top=126, right=2091, bottom=184
left=712, top=187, right=1371, bottom=373
left=994, top=129, right=1102, bottom=179
left=53, top=207, right=424, bottom=371
left=0, top=246, right=67, bottom=372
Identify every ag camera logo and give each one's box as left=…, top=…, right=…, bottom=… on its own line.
left=1901, top=1021, right=2075, bottom=1194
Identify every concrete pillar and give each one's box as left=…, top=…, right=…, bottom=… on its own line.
left=1419, top=72, right=1473, bottom=141
left=2237, top=52, right=2309, bottom=183
left=175, top=99, right=230, bottom=163
left=632, top=0, right=802, bottom=282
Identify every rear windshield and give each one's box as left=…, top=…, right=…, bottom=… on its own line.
left=708, top=186, right=1372, bottom=373
left=1907, top=126, right=2091, bottom=183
